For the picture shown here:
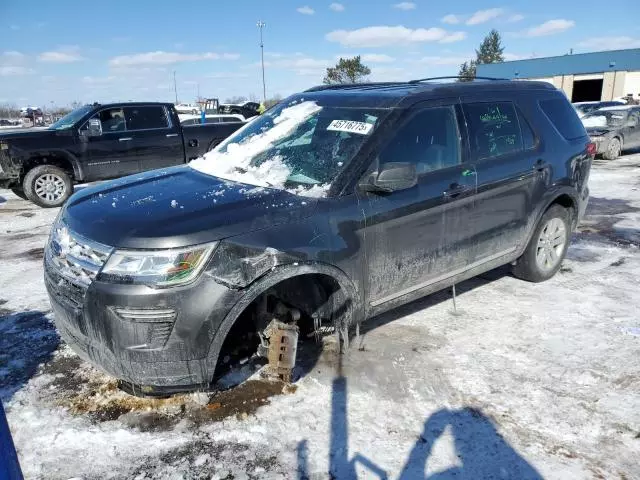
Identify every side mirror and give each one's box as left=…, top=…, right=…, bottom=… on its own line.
left=360, top=162, right=417, bottom=193
left=87, top=118, right=102, bottom=137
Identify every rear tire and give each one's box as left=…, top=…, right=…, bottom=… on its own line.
left=513, top=205, right=571, bottom=282
left=603, top=137, right=621, bottom=160
left=23, top=165, right=73, bottom=208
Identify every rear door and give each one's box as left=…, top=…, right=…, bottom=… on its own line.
left=625, top=108, right=640, bottom=148
left=460, top=97, right=545, bottom=262
left=361, top=100, right=478, bottom=308
left=124, top=105, right=184, bottom=171
left=80, top=107, right=139, bottom=180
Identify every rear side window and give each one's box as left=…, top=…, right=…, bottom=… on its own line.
left=124, top=106, right=169, bottom=130
left=519, top=112, right=536, bottom=150
left=539, top=98, right=586, bottom=140
left=463, top=102, right=522, bottom=159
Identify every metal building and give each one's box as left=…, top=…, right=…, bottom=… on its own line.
left=476, top=48, right=640, bottom=102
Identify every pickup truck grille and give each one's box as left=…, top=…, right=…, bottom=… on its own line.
left=45, top=221, right=113, bottom=287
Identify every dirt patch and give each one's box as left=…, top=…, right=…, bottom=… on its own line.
left=18, top=212, right=35, bottom=218
left=20, top=247, right=44, bottom=260
left=61, top=374, right=297, bottom=430
left=610, top=258, right=627, bottom=267
left=40, top=354, right=85, bottom=394
left=0, top=299, right=11, bottom=317
left=192, top=380, right=297, bottom=423
left=577, top=197, right=640, bottom=247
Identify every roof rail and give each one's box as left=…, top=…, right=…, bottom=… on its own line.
left=408, top=76, right=507, bottom=84
left=305, top=82, right=409, bottom=92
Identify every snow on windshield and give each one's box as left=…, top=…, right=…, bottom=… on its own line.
left=189, top=101, right=328, bottom=197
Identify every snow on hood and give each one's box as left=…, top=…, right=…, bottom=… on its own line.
left=189, top=101, right=328, bottom=198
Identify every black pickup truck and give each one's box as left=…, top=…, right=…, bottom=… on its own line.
left=0, top=102, right=243, bottom=207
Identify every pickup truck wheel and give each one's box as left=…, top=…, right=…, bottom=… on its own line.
left=603, top=137, right=621, bottom=160
left=23, top=165, right=72, bottom=208
left=9, top=187, right=28, bottom=200
left=191, top=109, right=198, bottom=114
left=513, top=205, right=571, bottom=282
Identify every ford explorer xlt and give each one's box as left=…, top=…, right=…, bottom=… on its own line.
left=44, top=79, right=593, bottom=395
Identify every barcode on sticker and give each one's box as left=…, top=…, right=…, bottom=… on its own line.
left=327, top=120, right=373, bottom=135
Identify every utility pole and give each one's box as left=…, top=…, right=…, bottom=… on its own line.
left=257, top=21, right=266, bottom=103
left=173, top=70, right=178, bottom=104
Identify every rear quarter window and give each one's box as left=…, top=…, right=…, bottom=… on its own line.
left=539, top=97, right=587, bottom=141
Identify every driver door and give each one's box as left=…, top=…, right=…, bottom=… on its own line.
left=80, top=107, right=140, bottom=180
left=359, top=101, right=478, bottom=308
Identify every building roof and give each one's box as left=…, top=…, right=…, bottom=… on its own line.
left=477, top=48, right=640, bottom=79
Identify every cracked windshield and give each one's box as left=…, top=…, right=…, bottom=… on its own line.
left=190, top=100, right=387, bottom=196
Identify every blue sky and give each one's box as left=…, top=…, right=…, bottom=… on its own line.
left=1, top=0, right=639, bottom=108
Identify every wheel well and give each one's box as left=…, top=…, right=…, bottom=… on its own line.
left=213, top=273, right=342, bottom=379
left=21, top=155, right=75, bottom=182
left=550, top=194, right=576, bottom=225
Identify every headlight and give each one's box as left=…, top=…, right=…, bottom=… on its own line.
left=100, top=242, right=217, bottom=287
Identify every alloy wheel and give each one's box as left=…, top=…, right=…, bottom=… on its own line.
left=34, top=173, right=66, bottom=203
left=535, top=217, right=567, bottom=272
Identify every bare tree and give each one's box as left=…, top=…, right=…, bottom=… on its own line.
left=225, top=96, right=248, bottom=104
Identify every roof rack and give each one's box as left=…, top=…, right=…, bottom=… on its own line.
left=408, top=76, right=507, bottom=84
left=305, top=82, right=410, bottom=92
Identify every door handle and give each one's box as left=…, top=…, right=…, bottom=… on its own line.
left=534, top=159, right=547, bottom=171
left=443, top=183, right=471, bottom=199
left=118, top=137, right=133, bottom=142
left=166, top=133, right=178, bottom=138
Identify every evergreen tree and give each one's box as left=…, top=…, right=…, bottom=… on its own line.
left=323, top=56, right=371, bottom=84
left=476, top=29, right=505, bottom=64
left=457, top=29, right=504, bottom=82
left=458, top=60, right=477, bottom=82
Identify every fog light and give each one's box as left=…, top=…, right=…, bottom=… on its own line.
left=112, top=307, right=176, bottom=323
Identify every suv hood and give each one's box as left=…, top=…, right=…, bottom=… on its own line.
left=61, top=166, right=319, bottom=249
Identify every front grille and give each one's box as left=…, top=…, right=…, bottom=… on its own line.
left=45, top=259, right=88, bottom=309
left=46, top=221, right=113, bottom=287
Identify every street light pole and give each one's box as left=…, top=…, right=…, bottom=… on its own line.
left=173, top=70, right=178, bottom=104
left=257, top=21, right=266, bottom=103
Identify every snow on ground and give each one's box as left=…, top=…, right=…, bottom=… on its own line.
left=1, top=156, right=640, bottom=479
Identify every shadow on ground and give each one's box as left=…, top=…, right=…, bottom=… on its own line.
left=297, top=352, right=542, bottom=479
left=0, top=308, right=59, bottom=402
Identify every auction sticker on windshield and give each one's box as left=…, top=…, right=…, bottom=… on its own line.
left=327, top=120, right=373, bottom=135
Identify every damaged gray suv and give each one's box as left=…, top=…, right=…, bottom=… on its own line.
left=45, top=79, right=593, bottom=394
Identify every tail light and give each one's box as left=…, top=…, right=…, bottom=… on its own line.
left=586, top=142, right=597, bottom=157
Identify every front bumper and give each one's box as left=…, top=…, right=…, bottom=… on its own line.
left=45, top=253, right=243, bottom=393
left=0, top=146, right=20, bottom=186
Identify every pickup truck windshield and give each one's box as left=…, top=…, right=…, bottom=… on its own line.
left=189, top=100, right=388, bottom=197
left=49, top=105, right=94, bottom=130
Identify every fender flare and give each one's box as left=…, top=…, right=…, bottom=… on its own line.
left=25, top=149, right=84, bottom=181
left=203, top=261, right=362, bottom=378
left=521, top=186, right=580, bottom=254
